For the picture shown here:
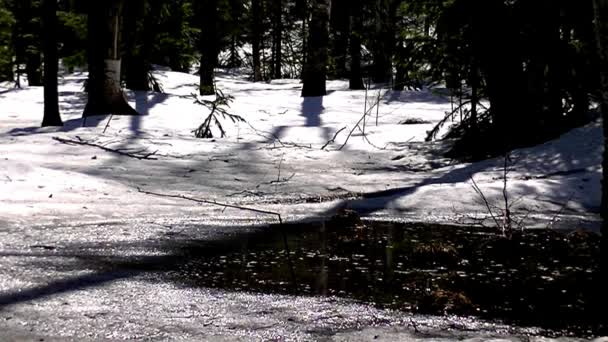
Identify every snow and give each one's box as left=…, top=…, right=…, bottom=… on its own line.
left=0, top=69, right=602, bottom=230
left=0, top=69, right=604, bottom=340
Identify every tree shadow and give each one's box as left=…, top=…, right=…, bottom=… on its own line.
left=268, top=96, right=331, bottom=143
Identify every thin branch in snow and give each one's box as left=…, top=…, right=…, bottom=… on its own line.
left=545, top=194, right=574, bottom=230
left=470, top=175, right=502, bottom=229
left=52, top=136, right=159, bottom=160
left=321, top=126, right=346, bottom=150
left=136, top=188, right=283, bottom=224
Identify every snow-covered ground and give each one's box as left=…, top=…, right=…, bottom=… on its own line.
left=0, top=69, right=602, bottom=230
left=0, top=69, right=604, bottom=340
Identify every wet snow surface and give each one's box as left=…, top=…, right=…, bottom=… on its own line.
left=0, top=69, right=604, bottom=340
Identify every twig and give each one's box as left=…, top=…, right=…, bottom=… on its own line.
left=545, top=194, right=573, bottom=230
left=321, top=126, right=346, bottom=150
left=470, top=175, right=502, bottom=229
left=502, top=153, right=511, bottom=237
left=103, top=114, right=114, bottom=134
left=52, top=136, right=159, bottom=160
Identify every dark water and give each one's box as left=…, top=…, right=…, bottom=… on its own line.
left=162, top=219, right=603, bottom=336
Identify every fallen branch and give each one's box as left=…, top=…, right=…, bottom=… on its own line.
left=136, top=188, right=283, bottom=224
left=52, top=136, right=159, bottom=160
left=321, top=126, right=346, bottom=150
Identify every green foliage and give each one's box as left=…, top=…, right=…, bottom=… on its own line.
left=192, top=89, right=245, bottom=138
left=57, top=10, right=87, bottom=70
left=153, top=0, right=199, bottom=72
left=0, top=0, right=15, bottom=81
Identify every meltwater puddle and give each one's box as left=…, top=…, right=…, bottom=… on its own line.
left=157, top=214, right=603, bottom=337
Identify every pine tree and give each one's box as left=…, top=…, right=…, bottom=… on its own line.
left=301, top=0, right=329, bottom=97
left=198, top=0, right=219, bottom=95
left=83, top=0, right=139, bottom=117
left=329, top=0, right=348, bottom=78
left=41, top=0, right=62, bottom=127
left=250, top=0, right=263, bottom=81
left=0, top=0, right=15, bottom=81
left=270, top=0, right=282, bottom=79
left=348, top=0, right=364, bottom=89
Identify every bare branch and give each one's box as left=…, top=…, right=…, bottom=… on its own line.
left=470, top=175, right=502, bottom=229
left=52, top=136, right=159, bottom=160
left=321, top=126, right=346, bottom=150
left=137, top=188, right=283, bottom=224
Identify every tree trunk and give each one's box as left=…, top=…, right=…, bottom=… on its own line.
left=251, top=0, right=263, bottom=82
left=330, top=0, right=349, bottom=78
left=301, top=0, right=330, bottom=97
left=199, top=0, right=218, bottom=95
left=25, top=51, right=42, bottom=86
left=83, top=0, right=139, bottom=117
left=348, top=0, right=364, bottom=90
left=592, top=0, right=608, bottom=316
left=272, top=0, right=282, bottom=79
left=15, top=0, right=42, bottom=86
left=41, top=0, right=62, bottom=127
left=371, top=0, right=396, bottom=84
left=123, top=0, right=150, bottom=91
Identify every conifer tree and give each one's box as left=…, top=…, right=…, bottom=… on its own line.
left=41, top=0, right=62, bottom=127
left=83, top=0, right=139, bottom=116
left=301, top=0, right=329, bottom=97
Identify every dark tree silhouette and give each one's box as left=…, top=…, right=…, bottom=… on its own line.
left=348, top=0, right=364, bottom=90
left=592, top=0, right=608, bottom=304
left=40, top=0, right=62, bottom=127
left=251, top=0, right=263, bottom=82
left=301, top=0, right=329, bottom=97
left=198, top=0, right=219, bottom=95
left=83, top=0, right=139, bottom=117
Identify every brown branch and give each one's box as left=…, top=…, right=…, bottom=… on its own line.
left=52, top=137, right=159, bottom=160
left=470, top=175, right=502, bottom=229
left=136, top=188, right=283, bottom=224
left=321, top=126, right=346, bottom=150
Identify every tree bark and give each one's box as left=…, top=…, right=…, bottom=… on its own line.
left=83, top=0, right=139, bottom=117
left=251, top=0, right=263, bottom=82
left=271, top=0, right=282, bottom=79
left=371, top=0, right=397, bottom=84
left=301, top=0, right=329, bottom=97
left=123, top=0, right=150, bottom=91
left=348, top=0, right=364, bottom=90
left=199, top=0, right=218, bottom=95
left=330, top=0, right=349, bottom=78
left=41, top=0, right=62, bottom=127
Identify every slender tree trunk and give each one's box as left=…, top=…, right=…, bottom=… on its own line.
left=15, top=0, right=42, bottom=86
left=199, top=0, right=218, bottom=95
left=271, top=0, right=282, bottom=79
left=83, top=0, right=139, bottom=117
left=25, top=51, right=42, bottom=86
left=371, top=0, right=396, bottom=84
left=251, top=0, right=263, bottom=82
left=348, top=0, right=364, bottom=90
left=301, top=0, right=330, bottom=97
left=24, top=0, right=42, bottom=86
left=123, top=0, right=150, bottom=91
left=330, top=0, right=348, bottom=78
left=592, top=0, right=608, bottom=319
left=41, top=0, right=62, bottom=127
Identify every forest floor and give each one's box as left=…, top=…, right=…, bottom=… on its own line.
left=0, top=68, right=605, bottom=340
